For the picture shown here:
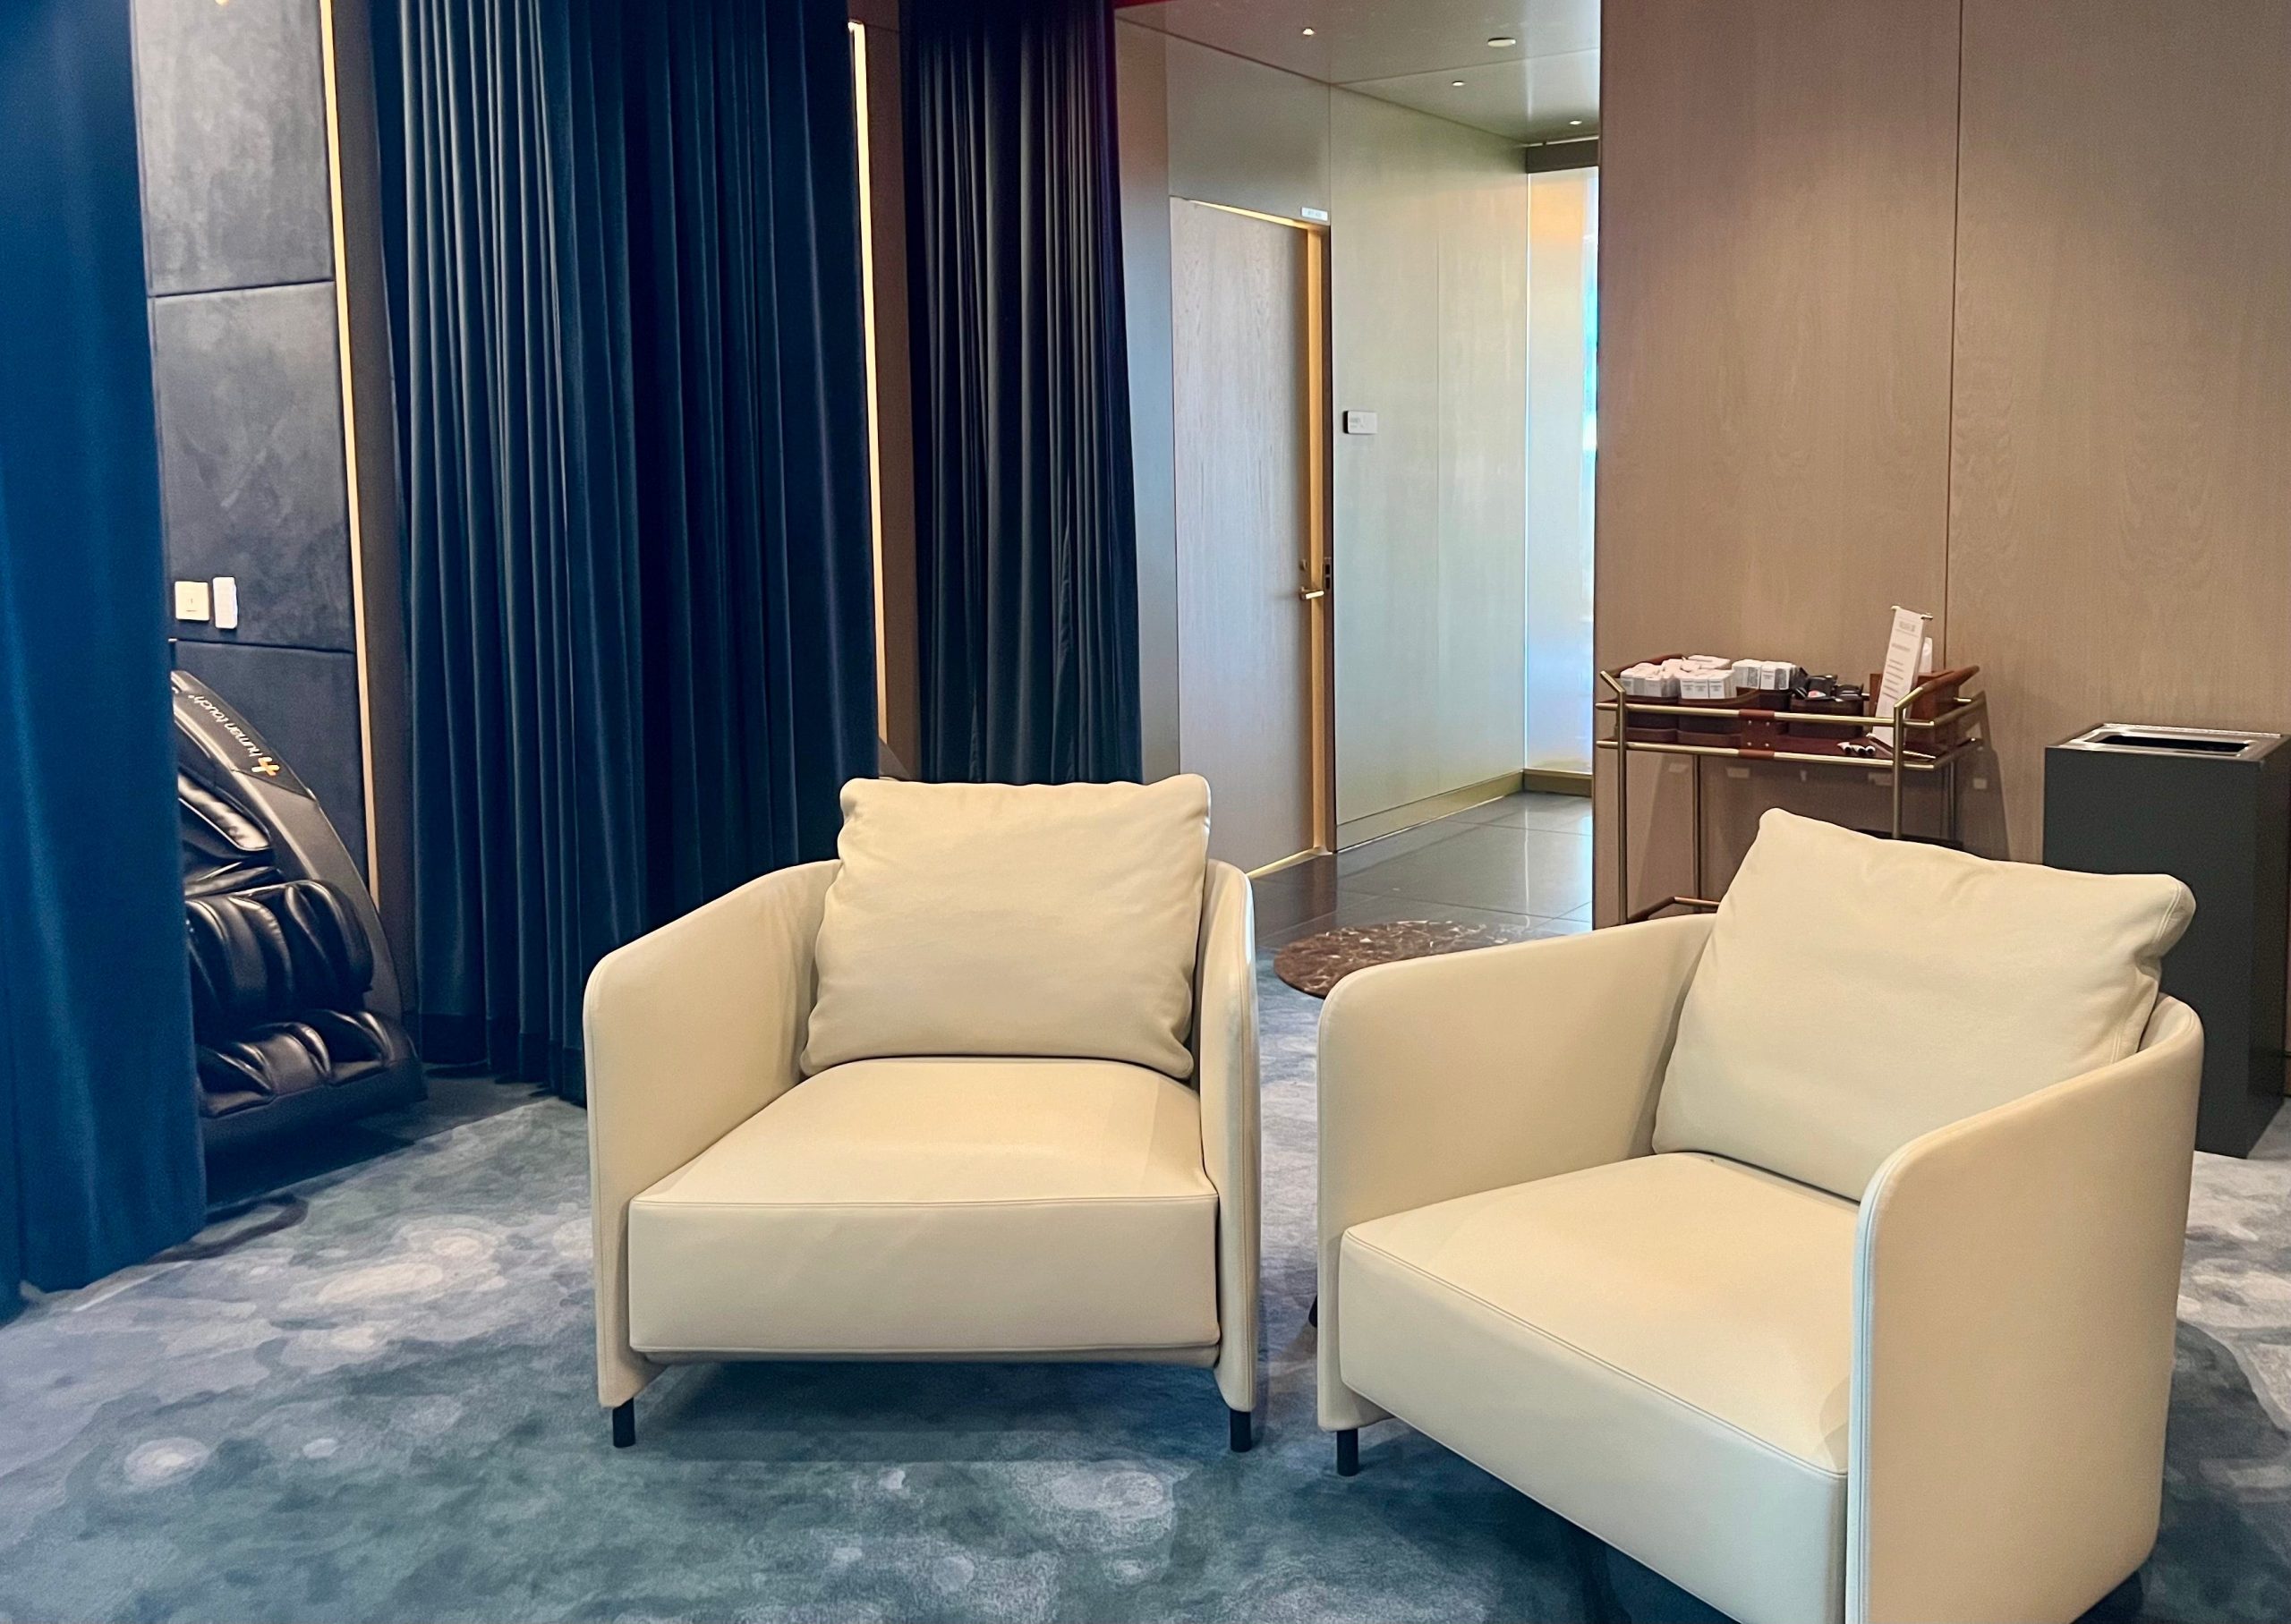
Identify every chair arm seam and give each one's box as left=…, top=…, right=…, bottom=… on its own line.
left=632, top=1338, right=1222, bottom=1358
left=633, top=1192, right=1221, bottom=1212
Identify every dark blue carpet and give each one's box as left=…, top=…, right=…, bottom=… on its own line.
left=0, top=965, right=2285, bottom=1621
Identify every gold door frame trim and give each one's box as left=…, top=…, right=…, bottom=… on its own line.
left=1172, top=197, right=1337, bottom=860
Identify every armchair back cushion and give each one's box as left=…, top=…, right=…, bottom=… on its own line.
left=803, top=775, right=1212, bottom=1078
left=1653, top=809, right=2193, bottom=1200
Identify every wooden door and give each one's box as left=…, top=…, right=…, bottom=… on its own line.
left=1171, top=199, right=1324, bottom=872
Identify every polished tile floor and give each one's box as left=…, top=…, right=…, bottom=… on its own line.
left=1253, top=790, right=1594, bottom=951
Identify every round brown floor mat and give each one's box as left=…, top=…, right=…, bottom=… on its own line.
left=1273, top=918, right=1544, bottom=999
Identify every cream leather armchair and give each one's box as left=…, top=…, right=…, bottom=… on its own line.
left=586, top=836, right=1261, bottom=1451
left=1317, top=811, right=2202, bottom=1624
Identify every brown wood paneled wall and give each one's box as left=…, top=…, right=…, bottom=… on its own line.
left=1597, top=0, right=2291, bottom=921
left=1947, top=0, right=2291, bottom=861
left=1594, top=0, right=1963, bottom=919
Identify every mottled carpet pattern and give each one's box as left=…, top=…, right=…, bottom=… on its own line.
left=2, top=965, right=2287, bottom=1622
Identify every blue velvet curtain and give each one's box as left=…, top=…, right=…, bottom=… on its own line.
left=373, top=0, right=875, bottom=1100
left=905, top=0, right=1142, bottom=785
left=0, top=0, right=209, bottom=1314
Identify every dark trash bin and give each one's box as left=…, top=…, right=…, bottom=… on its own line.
left=2047, top=724, right=2288, bottom=1156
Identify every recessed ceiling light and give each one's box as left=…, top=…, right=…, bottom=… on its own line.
left=1452, top=79, right=1466, bottom=87
left=1569, top=118, right=1584, bottom=125
left=1487, top=35, right=1517, bottom=47
left=1300, top=26, right=1316, bottom=36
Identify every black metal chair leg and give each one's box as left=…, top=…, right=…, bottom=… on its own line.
left=1563, top=1518, right=1628, bottom=1624
left=1229, top=1407, right=1254, bottom=1452
left=611, top=1399, right=635, bottom=1449
left=1335, top=1427, right=1359, bottom=1476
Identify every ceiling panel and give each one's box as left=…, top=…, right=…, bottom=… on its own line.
left=1123, top=0, right=1597, bottom=143
left=1348, top=48, right=1597, bottom=141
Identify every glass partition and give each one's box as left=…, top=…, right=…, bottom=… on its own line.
left=1525, top=166, right=1598, bottom=777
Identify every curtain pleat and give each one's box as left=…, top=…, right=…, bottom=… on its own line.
left=0, top=0, right=209, bottom=1307
left=374, top=0, right=874, bottom=1101
left=906, top=0, right=1142, bottom=786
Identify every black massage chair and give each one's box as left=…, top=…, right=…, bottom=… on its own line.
left=175, top=671, right=422, bottom=1152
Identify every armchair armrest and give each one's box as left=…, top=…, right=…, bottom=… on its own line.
left=1849, top=998, right=2202, bottom=1624
left=1193, top=861, right=1261, bottom=1414
left=584, top=860, right=839, bottom=1407
left=1316, top=912, right=1716, bottom=1429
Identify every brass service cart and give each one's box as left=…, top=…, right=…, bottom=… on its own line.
left=1594, top=667, right=1989, bottom=924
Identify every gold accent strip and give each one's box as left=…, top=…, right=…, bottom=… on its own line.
left=850, top=21, right=891, bottom=742
left=317, top=0, right=381, bottom=893
left=1335, top=770, right=1525, bottom=850
left=1178, top=197, right=1328, bottom=234
left=1247, top=847, right=1327, bottom=880
left=1521, top=769, right=1591, bottom=797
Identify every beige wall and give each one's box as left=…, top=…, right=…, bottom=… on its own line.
left=1120, top=29, right=1333, bottom=784
left=1946, top=0, right=2291, bottom=863
left=1116, top=22, right=1181, bottom=781
left=1596, top=0, right=2290, bottom=919
left=1118, top=27, right=1533, bottom=829
left=1330, top=91, right=1529, bottom=830
left=1164, top=36, right=1330, bottom=222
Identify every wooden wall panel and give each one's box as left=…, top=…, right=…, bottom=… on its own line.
left=1946, top=0, right=2291, bottom=861
left=1329, top=89, right=1529, bottom=832
left=1329, top=93, right=1444, bottom=824
left=856, top=19, right=921, bottom=778
left=1592, top=0, right=1963, bottom=919
left=1164, top=36, right=1331, bottom=224
left=1114, top=21, right=1181, bottom=780
left=1435, top=123, right=1531, bottom=812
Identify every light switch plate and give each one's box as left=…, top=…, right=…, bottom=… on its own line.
left=211, top=575, right=240, bottom=631
left=174, top=580, right=212, bottom=622
left=1343, top=410, right=1378, bottom=435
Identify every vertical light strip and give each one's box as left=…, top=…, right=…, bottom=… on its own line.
left=316, top=0, right=383, bottom=893
left=850, top=21, right=891, bottom=743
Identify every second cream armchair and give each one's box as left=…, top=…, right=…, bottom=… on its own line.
left=1317, top=810, right=2200, bottom=1624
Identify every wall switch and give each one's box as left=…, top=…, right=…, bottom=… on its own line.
left=1343, top=410, right=1378, bottom=435
left=211, top=575, right=240, bottom=631
left=174, top=580, right=211, bottom=622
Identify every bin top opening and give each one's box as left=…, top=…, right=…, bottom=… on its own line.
left=2060, top=723, right=2282, bottom=761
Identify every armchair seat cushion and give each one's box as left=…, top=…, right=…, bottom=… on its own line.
left=626, top=1056, right=1220, bottom=1357
left=1338, top=1152, right=1857, bottom=1624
